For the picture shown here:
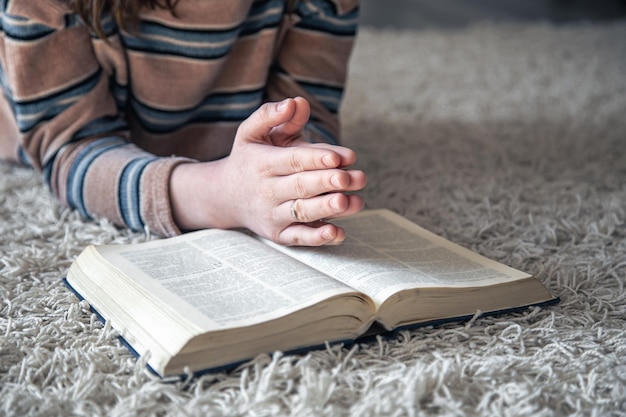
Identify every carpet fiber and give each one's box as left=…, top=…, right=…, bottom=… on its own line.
left=1, top=21, right=625, bottom=416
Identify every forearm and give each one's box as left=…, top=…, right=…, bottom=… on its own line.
left=0, top=6, right=191, bottom=237
left=265, top=0, right=360, bottom=145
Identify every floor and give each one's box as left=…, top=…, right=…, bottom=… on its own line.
left=359, top=0, right=626, bottom=30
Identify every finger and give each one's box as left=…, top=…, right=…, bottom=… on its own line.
left=275, top=168, right=367, bottom=201
left=276, top=223, right=346, bottom=246
left=286, top=194, right=365, bottom=224
left=292, top=141, right=358, bottom=168
left=260, top=145, right=347, bottom=176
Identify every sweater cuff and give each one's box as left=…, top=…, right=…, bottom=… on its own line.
left=141, top=157, right=194, bottom=237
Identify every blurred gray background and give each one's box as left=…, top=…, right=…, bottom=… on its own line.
left=359, top=0, right=626, bottom=29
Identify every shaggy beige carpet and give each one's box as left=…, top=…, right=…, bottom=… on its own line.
left=1, top=20, right=625, bottom=416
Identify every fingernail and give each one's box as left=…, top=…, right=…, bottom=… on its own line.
left=323, top=154, right=335, bottom=168
left=322, top=229, right=334, bottom=240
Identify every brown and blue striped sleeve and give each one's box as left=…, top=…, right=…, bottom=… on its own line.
left=266, top=0, right=360, bottom=144
left=0, top=2, right=189, bottom=236
left=0, top=0, right=360, bottom=237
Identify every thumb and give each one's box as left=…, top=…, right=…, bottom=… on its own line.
left=268, top=96, right=311, bottom=146
left=235, top=98, right=297, bottom=145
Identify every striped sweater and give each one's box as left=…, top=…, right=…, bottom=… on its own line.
left=0, top=0, right=359, bottom=236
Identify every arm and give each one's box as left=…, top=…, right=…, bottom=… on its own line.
left=0, top=3, right=189, bottom=236
left=1, top=3, right=366, bottom=244
left=170, top=0, right=368, bottom=245
left=265, top=0, right=361, bottom=144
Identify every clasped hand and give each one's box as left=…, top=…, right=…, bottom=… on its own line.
left=170, top=97, right=367, bottom=246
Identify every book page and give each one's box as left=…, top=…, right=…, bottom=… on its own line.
left=99, top=229, right=362, bottom=331
left=265, top=210, right=531, bottom=304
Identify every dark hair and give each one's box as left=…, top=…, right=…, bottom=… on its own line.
left=65, top=0, right=179, bottom=38
left=67, top=0, right=299, bottom=39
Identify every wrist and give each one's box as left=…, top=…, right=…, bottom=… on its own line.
left=169, top=159, right=236, bottom=232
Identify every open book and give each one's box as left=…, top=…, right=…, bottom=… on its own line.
left=66, top=209, right=557, bottom=377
